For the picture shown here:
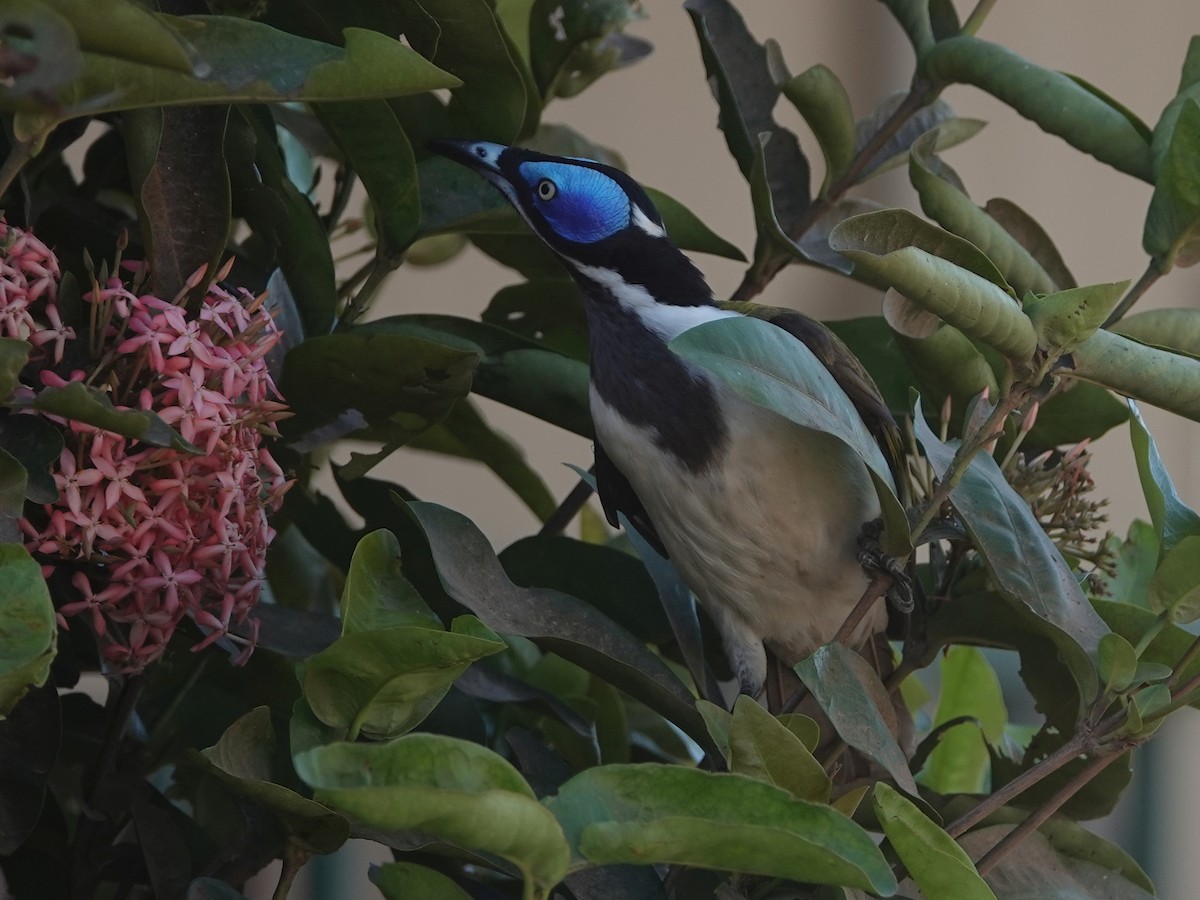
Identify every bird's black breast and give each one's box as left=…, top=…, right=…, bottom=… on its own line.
left=584, top=298, right=727, bottom=474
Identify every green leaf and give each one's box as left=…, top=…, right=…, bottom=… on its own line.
left=193, top=707, right=349, bottom=855
left=874, top=783, right=995, bottom=900
left=0, top=683, right=57, bottom=854
left=913, top=406, right=1108, bottom=706
left=922, top=646, right=1006, bottom=795
left=920, top=36, right=1153, bottom=181
left=0, top=449, right=27, bottom=519
left=279, top=327, right=480, bottom=458
left=1144, top=98, right=1200, bottom=268
left=728, top=695, right=831, bottom=803
left=825, top=317, right=920, bottom=418
left=0, top=544, right=56, bottom=717
left=877, top=0, right=935, bottom=56
left=315, top=100, right=419, bottom=255
left=0, top=340, right=31, bottom=401
left=1148, top=534, right=1200, bottom=622
left=794, top=643, right=918, bottom=795
left=124, top=104, right=231, bottom=306
left=1090, top=520, right=1158, bottom=607
left=1024, top=381, right=1128, bottom=448
left=1097, top=599, right=1200, bottom=710
left=407, top=398, right=556, bottom=522
left=482, top=279, right=588, bottom=359
left=403, top=501, right=714, bottom=752
left=187, top=878, right=250, bottom=900
left=370, top=862, right=472, bottom=900
left=983, top=197, right=1077, bottom=290
left=340, top=529, right=439, bottom=634
left=0, top=1, right=83, bottom=102
left=545, top=764, right=896, bottom=895
left=296, top=735, right=570, bottom=895
left=1114, top=307, right=1200, bottom=357
left=528, top=0, right=649, bottom=100
left=669, top=315, right=910, bottom=555
left=9, top=20, right=460, bottom=139
left=830, top=210, right=1037, bottom=362
left=36, top=0, right=198, bottom=74
left=1097, top=632, right=1139, bottom=693
left=909, top=130, right=1057, bottom=297
left=17, top=381, right=196, bottom=451
left=303, top=616, right=505, bottom=740
left=1025, top=282, right=1128, bottom=354
left=780, top=63, right=856, bottom=191
left=685, top=0, right=809, bottom=234
left=1127, top=401, right=1200, bottom=558
left=856, top=95, right=984, bottom=181
left=1068, top=328, right=1200, bottom=422
left=892, top=327, right=999, bottom=422
left=644, top=187, right=746, bottom=261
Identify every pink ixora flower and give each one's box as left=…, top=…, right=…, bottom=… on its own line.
left=8, top=225, right=294, bottom=673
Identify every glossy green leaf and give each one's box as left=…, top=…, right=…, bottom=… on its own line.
left=913, top=407, right=1108, bottom=706
left=1114, top=307, right=1200, bottom=357
left=780, top=63, right=856, bottom=191
left=279, top=327, right=481, bottom=456
left=728, top=695, right=830, bottom=803
left=0, top=545, right=55, bottom=717
left=38, top=0, right=199, bottom=75
left=957, top=825, right=1154, bottom=899
left=315, top=100, right=419, bottom=255
left=370, top=862, right=472, bottom=900
left=1069, top=329, right=1200, bottom=422
left=379, top=314, right=592, bottom=437
left=909, top=131, right=1056, bottom=297
left=528, top=0, right=649, bottom=100
left=18, top=381, right=196, bottom=451
left=856, top=95, right=984, bottom=181
left=124, top=104, right=230, bottom=306
left=194, top=707, right=349, bottom=854
left=1026, top=282, right=1128, bottom=354
left=10, top=19, right=460, bottom=139
left=340, top=529, right=439, bottom=634
left=403, top=501, right=713, bottom=751
left=920, top=36, right=1153, bottom=180
left=545, top=765, right=896, bottom=894
left=482, top=279, right=588, bottom=360
left=831, top=210, right=1037, bottom=362
left=0, top=340, right=31, bottom=401
left=922, top=646, right=1005, bottom=795
left=983, top=197, right=1077, bottom=290
left=874, top=783, right=995, bottom=900
left=1127, top=401, right=1200, bottom=558
left=1148, top=534, right=1200, bottom=622
left=685, top=0, right=809, bottom=234
left=794, top=643, right=918, bottom=795
left=670, top=315, right=910, bottom=555
left=408, top=398, right=556, bottom=522
left=303, top=616, right=504, bottom=740
left=296, top=735, right=569, bottom=894
left=1097, top=633, right=1139, bottom=692
left=1144, top=98, right=1200, bottom=268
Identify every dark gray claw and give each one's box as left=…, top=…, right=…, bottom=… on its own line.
left=857, top=519, right=915, bottom=614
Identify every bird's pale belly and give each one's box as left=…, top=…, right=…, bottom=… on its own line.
left=591, top=385, right=885, bottom=690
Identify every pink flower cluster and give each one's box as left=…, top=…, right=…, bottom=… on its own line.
left=6, top=221, right=292, bottom=671
left=0, top=222, right=72, bottom=362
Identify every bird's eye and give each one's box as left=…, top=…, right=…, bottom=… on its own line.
left=536, top=179, right=557, bottom=201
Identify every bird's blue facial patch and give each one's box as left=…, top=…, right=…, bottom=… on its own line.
left=517, top=161, right=631, bottom=244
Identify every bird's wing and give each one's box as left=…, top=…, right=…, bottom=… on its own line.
left=720, top=301, right=906, bottom=499
left=594, top=438, right=669, bottom=557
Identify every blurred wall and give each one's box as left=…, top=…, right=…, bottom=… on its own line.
left=326, top=2, right=1200, bottom=896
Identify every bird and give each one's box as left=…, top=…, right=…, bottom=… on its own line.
left=431, top=139, right=903, bottom=698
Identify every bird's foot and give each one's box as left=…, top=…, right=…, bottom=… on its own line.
left=857, top=519, right=914, bottom=614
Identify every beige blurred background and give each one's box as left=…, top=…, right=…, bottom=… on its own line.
left=268, top=2, right=1200, bottom=896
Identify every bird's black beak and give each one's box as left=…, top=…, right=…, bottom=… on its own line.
left=427, top=139, right=506, bottom=175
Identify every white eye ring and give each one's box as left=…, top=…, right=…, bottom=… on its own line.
left=536, top=179, right=557, bottom=200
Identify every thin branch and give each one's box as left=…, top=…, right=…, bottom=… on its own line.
left=1103, top=262, right=1161, bottom=327
left=272, top=842, right=310, bottom=900
left=960, top=0, right=1000, bottom=36
left=336, top=253, right=400, bottom=329
left=974, top=748, right=1126, bottom=877
left=539, top=471, right=596, bottom=536
left=832, top=569, right=893, bottom=645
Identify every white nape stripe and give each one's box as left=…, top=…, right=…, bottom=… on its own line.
left=630, top=205, right=666, bottom=238
left=572, top=261, right=739, bottom=341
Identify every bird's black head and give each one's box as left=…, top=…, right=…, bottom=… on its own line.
left=430, top=139, right=713, bottom=307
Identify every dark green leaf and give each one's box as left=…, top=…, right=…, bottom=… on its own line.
left=780, top=63, right=856, bottom=191
left=194, top=706, right=349, bottom=855
left=1127, top=401, right=1200, bottom=558
left=920, top=36, right=1153, bottom=180
left=544, top=764, right=896, bottom=894
left=670, top=316, right=910, bottom=555
left=0, top=684, right=58, bottom=854
left=892, top=327, right=999, bottom=424
left=685, top=0, right=810, bottom=233
left=874, top=783, right=995, bottom=900
left=296, top=735, right=570, bottom=894
left=857, top=96, right=983, bottom=181
left=187, top=878, right=250, bottom=900
left=528, top=0, right=649, bottom=100
left=826, top=317, right=920, bottom=418
left=124, top=104, right=231, bottom=306
left=0, top=546, right=55, bottom=716
left=370, top=861, right=472, bottom=900
left=728, top=695, right=831, bottom=803
left=20, top=381, right=196, bottom=451
left=913, top=407, right=1108, bottom=706
left=794, top=643, right=917, bottom=795
left=1148, top=534, right=1200, bottom=622
left=482, top=279, right=588, bottom=359
left=644, top=187, right=745, bottom=261
left=877, top=0, right=935, bottom=55
left=403, top=501, right=714, bottom=751
left=35, top=0, right=198, bottom=74
left=1144, top=98, right=1200, bottom=268
left=0, top=339, right=31, bottom=401
left=1025, top=381, right=1128, bottom=448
